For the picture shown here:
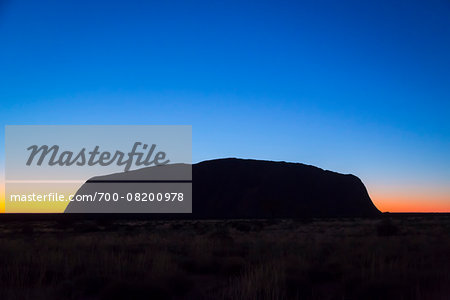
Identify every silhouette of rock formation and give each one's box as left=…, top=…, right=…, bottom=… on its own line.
left=65, top=158, right=380, bottom=217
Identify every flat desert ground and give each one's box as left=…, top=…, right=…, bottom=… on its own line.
left=0, top=215, right=449, bottom=299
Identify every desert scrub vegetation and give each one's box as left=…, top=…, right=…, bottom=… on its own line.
left=0, top=216, right=449, bottom=299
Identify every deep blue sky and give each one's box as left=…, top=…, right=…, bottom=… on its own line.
left=1, top=0, right=450, bottom=211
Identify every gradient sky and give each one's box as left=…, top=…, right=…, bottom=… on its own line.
left=1, top=0, right=450, bottom=212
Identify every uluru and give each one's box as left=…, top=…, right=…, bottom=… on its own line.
left=65, top=158, right=380, bottom=217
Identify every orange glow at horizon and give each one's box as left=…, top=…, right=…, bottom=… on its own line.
left=371, top=189, right=450, bottom=213
left=1, top=181, right=449, bottom=213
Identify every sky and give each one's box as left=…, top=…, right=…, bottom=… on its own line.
left=1, top=0, right=449, bottom=212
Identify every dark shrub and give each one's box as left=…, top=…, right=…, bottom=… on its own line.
left=376, top=218, right=399, bottom=236
left=233, top=221, right=252, bottom=232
